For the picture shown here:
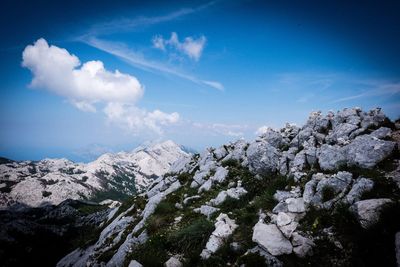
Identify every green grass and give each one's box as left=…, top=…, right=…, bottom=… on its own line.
left=237, top=253, right=268, bottom=267
left=168, top=218, right=215, bottom=265
left=146, top=201, right=177, bottom=234
left=321, top=186, right=336, bottom=202
left=76, top=203, right=108, bottom=215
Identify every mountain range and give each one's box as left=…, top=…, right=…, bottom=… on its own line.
left=0, top=140, right=190, bottom=209
left=1, top=107, right=400, bottom=267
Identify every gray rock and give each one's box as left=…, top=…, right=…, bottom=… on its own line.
left=346, top=135, right=395, bottom=169
left=326, top=123, right=359, bottom=144
left=252, top=222, right=292, bottom=256
left=306, top=172, right=352, bottom=209
left=316, top=172, right=352, bottom=197
left=194, top=205, right=219, bottom=219
left=305, top=111, right=331, bottom=131
left=303, top=174, right=326, bottom=204
left=209, top=186, right=247, bottom=206
left=360, top=108, right=386, bottom=129
left=213, top=146, right=228, bottom=161
left=318, top=144, right=346, bottom=171
left=164, top=256, right=182, bottom=267
left=247, top=141, right=280, bottom=174
left=345, top=177, right=374, bottom=204
left=200, top=213, right=238, bottom=259
left=212, top=167, right=229, bottom=183
left=107, top=231, right=148, bottom=267
left=198, top=179, right=213, bottom=193
left=128, top=260, right=143, bottom=267
left=274, top=190, right=296, bottom=202
left=291, top=151, right=307, bottom=172
left=290, top=128, right=313, bottom=149
left=259, top=128, right=286, bottom=148
left=223, top=139, right=248, bottom=162
left=370, top=127, right=392, bottom=139
left=351, top=198, right=393, bottom=229
left=304, top=146, right=318, bottom=167
left=291, top=232, right=315, bottom=258
left=272, top=202, right=288, bottom=214
left=285, top=198, right=306, bottom=213
left=276, top=212, right=293, bottom=226
left=279, top=221, right=298, bottom=239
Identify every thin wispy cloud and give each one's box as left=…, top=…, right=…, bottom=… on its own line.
left=85, top=1, right=216, bottom=37
left=83, top=37, right=224, bottom=90
left=332, top=81, right=400, bottom=103
left=192, top=122, right=248, bottom=137
left=77, top=1, right=223, bottom=91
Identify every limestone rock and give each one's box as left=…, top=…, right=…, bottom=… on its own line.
left=276, top=212, right=293, bottom=226
left=346, top=135, right=395, bottom=169
left=252, top=222, right=292, bottom=256
left=247, top=141, right=280, bottom=174
left=128, top=260, right=143, bottom=267
left=285, top=198, right=306, bottom=213
left=291, top=232, right=315, bottom=258
left=370, top=127, right=392, bottom=139
left=351, top=198, right=393, bottom=229
left=345, top=177, right=374, bottom=204
left=194, top=205, right=219, bottom=219
left=164, top=256, right=182, bottom=267
left=200, top=213, right=238, bottom=259
left=318, top=144, right=346, bottom=171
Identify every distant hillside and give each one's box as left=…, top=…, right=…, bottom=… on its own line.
left=0, top=140, right=190, bottom=209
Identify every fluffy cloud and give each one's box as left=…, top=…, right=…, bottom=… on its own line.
left=22, top=38, right=179, bottom=134
left=22, top=38, right=143, bottom=112
left=104, top=103, right=179, bottom=135
left=152, top=32, right=206, bottom=61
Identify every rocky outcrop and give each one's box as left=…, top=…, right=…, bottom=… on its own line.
left=252, top=222, right=293, bottom=256
left=350, top=198, right=393, bottom=229
left=5, top=107, right=394, bottom=267
left=200, top=213, right=238, bottom=259
left=247, top=141, right=280, bottom=174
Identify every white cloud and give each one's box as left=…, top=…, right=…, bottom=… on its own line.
left=22, top=38, right=179, bottom=134
left=85, top=1, right=216, bottom=37
left=153, top=32, right=206, bottom=61
left=202, top=80, right=224, bottom=91
left=104, top=103, right=179, bottom=135
left=192, top=122, right=247, bottom=137
left=332, top=81, right=400, bottom=103
left=22, top=38, right=143, bottom=111
left=152, top=35, right=166, bottom=51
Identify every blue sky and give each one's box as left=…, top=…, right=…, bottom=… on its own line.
left=0, top=0, right=399, bottom=161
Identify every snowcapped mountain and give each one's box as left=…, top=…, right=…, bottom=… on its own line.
left=0, top=140, right=190, bottom=209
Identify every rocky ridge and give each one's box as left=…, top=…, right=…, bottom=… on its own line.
left=53, top=107, right=400, bottom=267
left=0, top=140, right=189, bottom=209
left=2, top=107, right=399, bottom=267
